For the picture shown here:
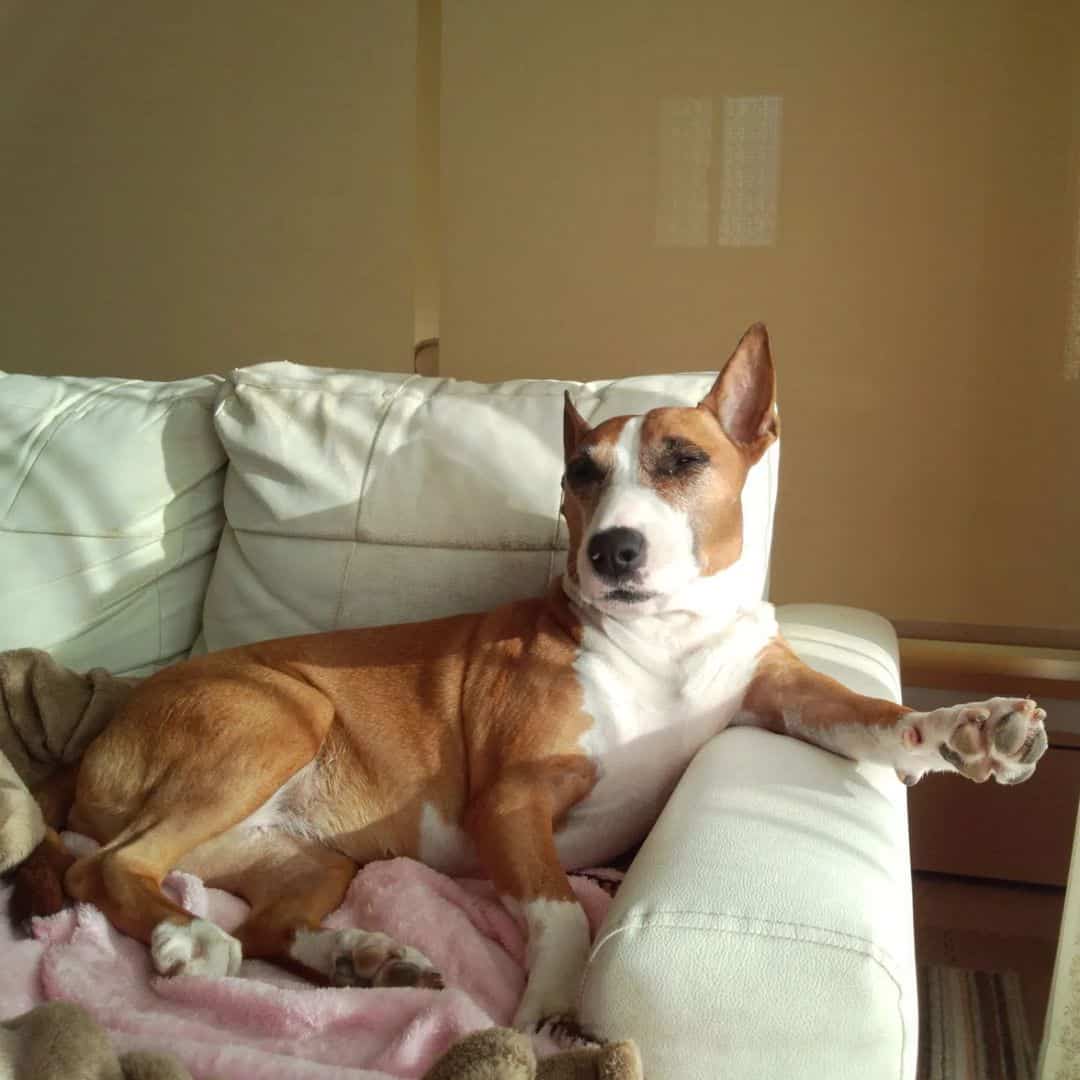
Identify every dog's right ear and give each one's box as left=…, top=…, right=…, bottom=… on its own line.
left=563, top=391, right=590, bottom=460
left=699, top=323, right=778, bottom=462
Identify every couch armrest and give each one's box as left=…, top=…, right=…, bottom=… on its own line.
left=579, top=605, right=917, bottom=1080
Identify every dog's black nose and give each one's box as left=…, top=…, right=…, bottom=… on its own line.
left=587, top=527, right=647, bottom=580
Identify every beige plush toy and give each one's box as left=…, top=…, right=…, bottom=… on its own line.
left=0, top=1002, right=197, bottom=1080
left=0, top=649, right=136, bottom=874
left=0, top=748, right=43, bottom=876
left=422, top=1028, right=644, bottom=1080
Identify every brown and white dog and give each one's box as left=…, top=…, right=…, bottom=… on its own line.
left=16, top=324, right=1048, bottom=1031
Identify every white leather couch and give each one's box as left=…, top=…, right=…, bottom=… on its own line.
left=0, top=363, right=917, bottom=1079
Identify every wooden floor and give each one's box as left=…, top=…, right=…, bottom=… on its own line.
left=913, top=871, right=1066, bottom=1046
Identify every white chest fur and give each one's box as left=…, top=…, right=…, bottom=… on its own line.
left=554, top=598, right=778, bottom=868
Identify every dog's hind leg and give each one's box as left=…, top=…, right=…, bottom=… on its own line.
left=59, top=668, right=339, bottom=975
left=242, top=845, right=444, bottom=989
left=63, top=743, right=326, bottom=975
left=191, top=830, right=443, bottom=988
left=64, top=807, right=258, bottom=977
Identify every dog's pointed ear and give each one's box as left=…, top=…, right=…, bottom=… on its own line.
left=564, top=391, right=591, bottom=460
left=699, top=323, right=778, bottom=461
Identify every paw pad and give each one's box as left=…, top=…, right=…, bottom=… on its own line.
left=327, top=930, right=443, bottom=989
left=932, top=697, right=1048, bottom=784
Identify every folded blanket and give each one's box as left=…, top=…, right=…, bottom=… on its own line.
left=1, top=837, right=617, bottom=1080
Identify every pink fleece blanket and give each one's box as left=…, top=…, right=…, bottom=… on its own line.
left=0, top=837, right=618, bottom=1079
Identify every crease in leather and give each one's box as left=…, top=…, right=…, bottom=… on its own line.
left=584, top=911, right=909, bottom=1080
left=779, top=622, right=896, bottom=667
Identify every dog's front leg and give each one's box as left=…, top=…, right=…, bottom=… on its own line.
left=465, top=757, right=597, bottom=1032
left=738, top=640, right=1048, bottom=786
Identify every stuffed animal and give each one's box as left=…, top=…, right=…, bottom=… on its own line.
left=422, top=1027, right=643, bottom=1080
left=0, top=746, right=43, bottom=876
left=0, top=1001, right=198, bottom=1079
left=0, top=648, right=136, bottom=874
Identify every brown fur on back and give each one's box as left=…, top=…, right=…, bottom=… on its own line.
left=61, top=582, right=588, bottom=879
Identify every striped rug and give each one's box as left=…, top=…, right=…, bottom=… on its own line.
left=918, top=966, right=1036, bottom=1080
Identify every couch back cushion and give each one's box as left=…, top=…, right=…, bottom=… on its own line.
left=200, top=362, right=779, bottom=651
left=0, top=373, right=226, bottom=675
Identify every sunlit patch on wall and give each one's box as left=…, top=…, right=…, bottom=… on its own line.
left=655, top=97, right=713, bottom=248
left=716, top=96, right=782, bottom=248
left=655, top=95, right=782, bottom=249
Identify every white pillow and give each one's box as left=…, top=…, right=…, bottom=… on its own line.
left=0, top=373, right=226, bottom=675
left=201, top=362, right=779, bottom=651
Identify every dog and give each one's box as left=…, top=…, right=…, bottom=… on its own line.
left=14, top=323, right=1048, bottom=1031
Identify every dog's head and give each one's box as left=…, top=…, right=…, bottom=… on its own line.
left=561, top=324, right=778, bottom=617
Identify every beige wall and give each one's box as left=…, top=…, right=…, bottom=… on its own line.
left=440, top=0, right=1080, bottom=636
left=0, top=1, right=416, bottom=378
left=2, top=1, right=1077, bottom=635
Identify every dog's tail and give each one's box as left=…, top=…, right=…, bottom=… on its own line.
left=9, top=764, right=80, bottom=928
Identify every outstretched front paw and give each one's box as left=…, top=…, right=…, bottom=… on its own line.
left=907, top=697, right=1047, bottom=785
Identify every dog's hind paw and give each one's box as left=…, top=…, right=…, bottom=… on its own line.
left=292, top=927, right=443, bottom=989
left=151, top=917, right=242, bottom=977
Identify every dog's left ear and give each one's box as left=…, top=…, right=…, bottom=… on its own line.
left=699, top=323, right=778, bottom=462
left=563, top=391, right=591, bottom=460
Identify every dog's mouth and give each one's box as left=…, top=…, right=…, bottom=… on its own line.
left=603, top=587, right=659, bottom=605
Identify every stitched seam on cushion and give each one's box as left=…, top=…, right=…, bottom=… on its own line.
left=780, top=625, right=896, bottom=673
left=332, top=374, right=421, bottom=629
left=228, top=374, right=603, bottom=398
left=0, top=510, right=224, bottom=592
left=0, top=489, right=226, bottom=541
left=35, top=563, right=215, bottom=657
left=2, top=392, right=222, bottom=531
left=227, top=370, right=718, bottom=397
left=209, top=527, right=324, bottom=639
left=1, top=380, right=133, bottom=523
left=592, top=908, right=900, bottom=966
left=780, top=635, right=900, bottom=690
left=585, top=917, right=908, bottom=1080
left=21, top=543, right=220, bottom=654
left=229, top=524, right=570, bottom=553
